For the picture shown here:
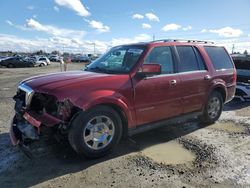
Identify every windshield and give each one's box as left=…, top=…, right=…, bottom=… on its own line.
left=85, top=45, right=145, bottom=74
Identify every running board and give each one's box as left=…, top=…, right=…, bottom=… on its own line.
left=128, top=111, right=202, bottom=136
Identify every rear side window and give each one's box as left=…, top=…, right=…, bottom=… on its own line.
left=204, top=46, right=233, bottom=70
left=176, top=46, right=200, bottom=72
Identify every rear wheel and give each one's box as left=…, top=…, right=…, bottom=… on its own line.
left=68, top=106, right=123, bottom=158
left=7, top=63, right=14, bottom=68
left=200, top=91, right=223, bottom=124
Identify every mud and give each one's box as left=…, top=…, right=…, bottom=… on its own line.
left=140, top=141, right=196, bottom=165
left=208, top=121, right=246, bottom=133
left=0, top=64, right=250, bottom=188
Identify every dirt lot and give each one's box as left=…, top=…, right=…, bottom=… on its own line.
left=0, top=64, right=250, bottom=188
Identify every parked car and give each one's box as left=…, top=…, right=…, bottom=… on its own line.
left=71, top=55, right=90, bottom=63
left=0, top=56, right=10, bottom=62
left=37, top=56, right=50, bottom=65
left=232, top=55, right=250, bottom=101
left=49, top=55, right=61, bottom=62
left=0, top=57, right=35, bottom=68
left=10, top=39, right=236, bottom=158
left=24, top=57, right=47, bottom=67
left=35, top=60, right=47, bottom=67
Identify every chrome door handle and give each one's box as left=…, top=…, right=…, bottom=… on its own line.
left=204, top=75, right=211, bottom=80
left=170, top=80, right=177, bottom=85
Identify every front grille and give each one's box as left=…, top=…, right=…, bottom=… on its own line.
left=30, top=93, right=58, bottom=116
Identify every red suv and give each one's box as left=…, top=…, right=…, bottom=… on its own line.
left=10, top=39, right=236, bottom=158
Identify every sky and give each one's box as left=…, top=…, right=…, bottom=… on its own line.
left=0, top=0, right=250, bottom=54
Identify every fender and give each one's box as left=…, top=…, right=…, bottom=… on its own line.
left=74, top=90, right=136, bottom=128
left=208, top=78, right=227, bottom=101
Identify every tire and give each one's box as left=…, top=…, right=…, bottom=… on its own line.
left=68, top=105, right=123, bottom=158
left=7, top=63, right=14, bottom=68
left=200, top=91, right=223, bottom=124
left=39, top=63, right=45, bottom=67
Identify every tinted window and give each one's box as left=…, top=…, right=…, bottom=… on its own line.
left=193, top=47, right=206, bottom=70
left=204, top=47, right=233, bottom=70
left=144, top=46, right=174, bottom=74
left=176, top=46, right=199, bottom=72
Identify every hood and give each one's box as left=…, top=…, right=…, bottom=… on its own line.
left=20, top=70, right=132, bottom=109
left=22, top=71, right=111, bottom=91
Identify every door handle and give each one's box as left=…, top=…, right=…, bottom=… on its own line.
left=170, top=80, right=177, bottom=85
left=204, top=75, right=211, bottom=80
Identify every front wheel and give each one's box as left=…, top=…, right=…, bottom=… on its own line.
left=200, top=91, right=223, bottom=124
left=68, top=106, right=123, bottom=158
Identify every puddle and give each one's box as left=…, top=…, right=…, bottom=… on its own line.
left=208, top=122, right=246, bottom=133
left=140, top=141, right=196, bottom=165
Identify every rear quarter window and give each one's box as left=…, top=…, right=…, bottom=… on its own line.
left=204, top=46, right=234, bottom=70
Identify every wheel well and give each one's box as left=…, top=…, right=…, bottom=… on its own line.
left=213, top=87, right=226, bottom=102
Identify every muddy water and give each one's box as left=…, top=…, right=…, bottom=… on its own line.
left=141, top=141, right=196, bottom=165
left=208, top=122, right=246, bottom=133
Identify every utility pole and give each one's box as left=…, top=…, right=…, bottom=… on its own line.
left=153, top=34, right=155, bottom=41
left=232, top=44, right=235, bottom=54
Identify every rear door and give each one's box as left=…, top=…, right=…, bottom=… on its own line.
left=133, top=46, right=182, bottom=125
left=175, top=46, right=210, bottom=113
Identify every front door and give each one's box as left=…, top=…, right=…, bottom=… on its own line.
left=133, top=46, right=182, bottom=126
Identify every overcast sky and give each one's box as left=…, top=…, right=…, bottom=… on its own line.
left=0, top=0, right=250, bottom=54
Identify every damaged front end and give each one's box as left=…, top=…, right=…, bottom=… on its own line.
left=10, top=83, right=78, bottom=147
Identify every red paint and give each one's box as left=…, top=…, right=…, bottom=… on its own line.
left=23, top=112, right=41, bottom=128
left=16, top=41, right=236, bottom=131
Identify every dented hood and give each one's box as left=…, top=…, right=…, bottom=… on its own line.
left=22, top=71, right=112, bottom=91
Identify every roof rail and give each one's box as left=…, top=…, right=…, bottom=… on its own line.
left=152, top=39, right=214, bottom=44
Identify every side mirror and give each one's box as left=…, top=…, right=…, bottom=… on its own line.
left=137, top=64, right=161, bottom=77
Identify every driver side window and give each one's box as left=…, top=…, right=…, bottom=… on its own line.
left=144, top=46, right=174, bottom=74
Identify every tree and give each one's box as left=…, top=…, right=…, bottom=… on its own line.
left=243, top=50, right=248, bottom=55
left=51, top=50, right=60, bottom=55
left=36, top=50, right=44, bottom=55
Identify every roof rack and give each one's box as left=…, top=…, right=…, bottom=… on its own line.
left=152, top=39, right=214, bottom=44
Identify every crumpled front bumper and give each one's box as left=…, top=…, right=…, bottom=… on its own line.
left=10, top=111, right=64, bottom=145
left=9, top=113, right=40, bottom=146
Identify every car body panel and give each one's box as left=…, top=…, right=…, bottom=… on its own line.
left=133, top=74, right=182, bottom=125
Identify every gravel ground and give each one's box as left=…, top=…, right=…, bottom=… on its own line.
left=0, top=64, right=250, bottom=188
